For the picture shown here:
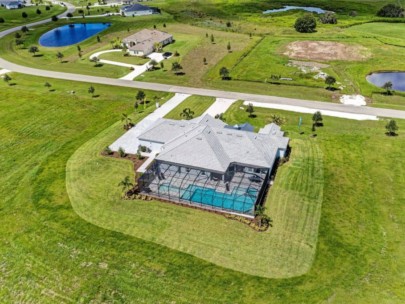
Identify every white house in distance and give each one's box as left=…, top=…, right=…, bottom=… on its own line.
left=0, top=0, right=23, bottom=9
left=120, top=3, right=156, bottom=17
left=122, top=29, right=173, bottom=56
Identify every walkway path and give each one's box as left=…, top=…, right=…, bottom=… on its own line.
left=109, top=93, right=190, bottom=154
left=1, top=7, right=405, bottom=120
left=90, top=50, right=166, bottom=80
left=201, top=98, right=237, bottom=117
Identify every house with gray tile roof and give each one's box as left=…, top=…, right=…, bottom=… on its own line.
left=120, top=3, right=156, bottom=17
left=122, top=29, right=173, bottom=56
left=137, top=114, right=289, bottom=217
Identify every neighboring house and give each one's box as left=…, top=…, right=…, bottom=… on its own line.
left=122, top=29, right=173, bottom=56
left=136, top=114, right=289, bottom=217
left=120, top=3, right=155, bottom=17
left=1, top=0, right=22, bottom=9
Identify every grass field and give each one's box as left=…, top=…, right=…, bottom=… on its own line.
left=1, top=71, right=405, bottom=302
left=164, top=95, right=215, bottom=119
left=0, top=5, right=65, bottom=31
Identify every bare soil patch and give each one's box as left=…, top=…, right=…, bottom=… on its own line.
left=284, top=41, right=370, bottom=61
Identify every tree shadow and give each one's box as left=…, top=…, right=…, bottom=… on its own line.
left=385, top=132, right=398, bottom=137
left=221, top=76, right=232, bottom=80
left=9, top=83, right=17, bottom=86
left=92, top=95, right=100, bottom=98
left=61, top=60, right=69, bottom=63
left=33, top=54, right=43, bottom=57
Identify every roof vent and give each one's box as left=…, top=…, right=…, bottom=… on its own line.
left=196, top=137, right=202, bottom=140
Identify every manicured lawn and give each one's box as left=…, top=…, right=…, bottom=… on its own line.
left=164, top=95, right=215, bottom=119
left=0, top=5, right=65, bottom=31
left=98, top=51, right=150, bottom=65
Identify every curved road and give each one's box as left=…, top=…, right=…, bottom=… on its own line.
left=1, top=7, right=405, bottom=119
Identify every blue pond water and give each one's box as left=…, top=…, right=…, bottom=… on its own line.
left=367, top=72, right=405, bottom=92
left=39, top=23, right=111, bottom=47
left=263, top=6, right=328, bottom=14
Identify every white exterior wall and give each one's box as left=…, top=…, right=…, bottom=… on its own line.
left=138, top=140, right=163, bottom=153
left=122, top=9, right=154, bottom=17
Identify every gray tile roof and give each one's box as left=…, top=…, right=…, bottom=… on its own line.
left=120, top=3, right=153, bottom=12
left=145, top=115, right=289, bottom=173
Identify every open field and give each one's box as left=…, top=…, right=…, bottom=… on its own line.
left=164, top=95, right=215, bottom=119
left=0, top=5, right=65, bottom=31
left=1, top=70, right=405, bottom=302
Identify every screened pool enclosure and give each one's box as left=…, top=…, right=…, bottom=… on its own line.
left=138, top=161, right=270, bottom=217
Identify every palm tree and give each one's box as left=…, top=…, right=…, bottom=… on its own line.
left=28, top=45, right=39, bottom=56
left=149, top=59, right=158, bottom=70
left=312, top=111, right=323, bottom=126
left=136, top=90, right=146, bottom=109
left=219, top=67, right=230, bottom=80
left=382, top=81, right=393, bottom=95
left=180, top=108, right=195, bottom=120
left=118, top=176, right=133, bottom=197
left=44, top=82, right=52, bottom=91
left=88, top=86, right=95, bottom=97
left=171, top=62, right=183, bottom=75
left=121, top=113, right=132, bottom=129
left=56, top=51, right=64, bottom=63
left=254, top=205, right=272, bottom=228
left=269, top=114, right=286, bottom=126
left=385, top=119, right=398, bottom=136
left=325, top=75, right=336, bottom=90
left=3, top=74, right=11, bottom=85
left=246, top=103, right=254, bottom=118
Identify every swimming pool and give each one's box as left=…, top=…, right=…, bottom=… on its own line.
left=158, top=184, right=258, bottom=213
left=39, top=23, right=111, bottom=47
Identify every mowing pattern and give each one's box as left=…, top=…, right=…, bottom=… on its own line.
left=67, top=115, right=323, bottom=278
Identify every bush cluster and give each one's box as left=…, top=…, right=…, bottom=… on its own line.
left=377, top=4, right=404, bottom=17
left=319, top=12, right=337, bottom=24
left=294, top=14, right=317, bottom=33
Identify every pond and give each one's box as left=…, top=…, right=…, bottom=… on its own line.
left=367, top=72, right=405, bottom=92
left=39, top=23, right=111, bottom=47
left=263, top=6, right=329, bottom=14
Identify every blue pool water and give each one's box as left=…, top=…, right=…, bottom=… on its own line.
left=367, top=72, right=405, bottom=92
left=158, top=184, right=258, bottom=213
left=39, top=23, right=111, bottom=47
left=263, top=6, right=329, bottom=14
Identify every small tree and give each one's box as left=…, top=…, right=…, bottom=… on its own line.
left=382, top=81, right=393, bottom=95
left=246, top=103, right=254, bottom=118
left=88, top=85, right=95, bottom=97
left=227, top=42, right=231, bottom=52
left=22, top=12, right=28, bottom=19
left=219, top=67, right=230, bottom=80
left=325, top=75, right=336, bottom=90
left=15, top=32, right=21, bottom=39
left=134, top=101, right=139, bottom=111
left=203, top=57, right=207, bottom=65
left=121, top=113, right=132, bottom=129
left=294, top=14, right=317, bottom=33
left=97, top=35, right=101, bottom=43
left=118, top=176, right=133, bottom=197
left=56, top=51, right=64, bottom=62
left=44, top=82, right=52, bottom=91
left=377, top=4, right=404, bottom=18
left=319, top=12, right=337, bottom=24
left=66, top=12, right=73, bottom=18
left=45, top=5, right=50, bottom=11
left=255, top=205, right=272, bottom=228
left=385, top=120, right=398, bottom=136
left=160, top=61, right=164, bottom=70
left=0, top=17, right=4, bottom=24
left=149, top=59, right=158, bottom=70
left=21, top=26, right=29, bottom=34
left=312, top=111, right=323, bottom=126
left=51, top=15, right=58, bottom=22
left=77, top=45, right=81, bottom=52
left=103, top=146, right=112, bottom=155
left=36, top=8, right=42, bottom=15
left=90, top=56, right=100, bottom=66
left=163, top=23, right=166, bottom=28
left=180, top=108, right=195, bottom=120
left=269, top=114, right=286, bottom=126
left=28, top=45, right=39, bottom=56
left=136, top=90, right=146, bottom=109
left=210, top=34, right=215, bottom=44
left=3, top=74, right=12, bottom=86
left=171, top=62, right=183, bottom=75
left=118, top=147, right=126, bottom=158
left=15, top=39, right=24, bottom=48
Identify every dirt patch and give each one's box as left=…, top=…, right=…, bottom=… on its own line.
left=284, top=41, right=370, bottom=61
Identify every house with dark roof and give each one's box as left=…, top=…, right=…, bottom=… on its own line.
left=120, top=3, right=156, bottom=17
left=136, top=114, right=289, bottom=217
left=0, top=0, right=23, bottom=9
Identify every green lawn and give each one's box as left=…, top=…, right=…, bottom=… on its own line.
left=98, top=51, right=150, bottom=65
left=0, top=5, right=65, bottom=31
left=164, top=95, right=215, bottom=119
left=1, top=70, right=405, bottom=302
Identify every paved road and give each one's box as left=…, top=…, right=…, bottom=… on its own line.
left=1, top=7, right=405, bottom=120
